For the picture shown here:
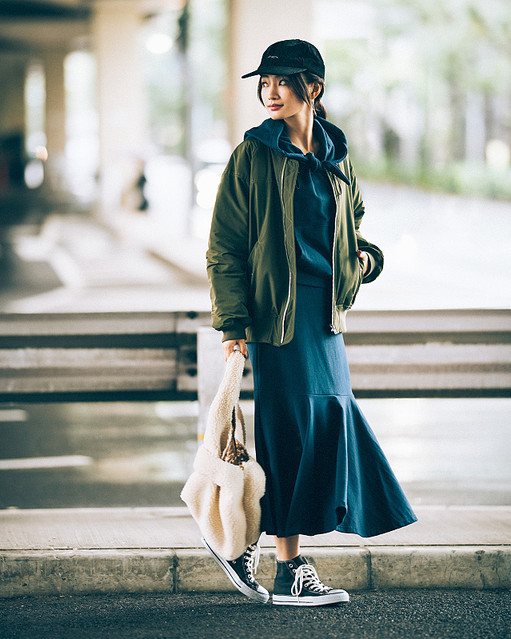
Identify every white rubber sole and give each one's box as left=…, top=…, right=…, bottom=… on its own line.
left=273, top=590, right=350, bottom=606
left=202, top=537, right=270, bottom=604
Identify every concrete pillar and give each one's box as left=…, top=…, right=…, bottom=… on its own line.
left=42, top=48, right=68, bottom=193
left=0, top=55, right=27, bottom=191
left=226, top=0, right=314, bottom=147
left=0, top=56, right=27, bottom=135
left=92, top=0, right=149, bottom=216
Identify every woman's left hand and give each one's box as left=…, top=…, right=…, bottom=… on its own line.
left=357, top=250, right=369, bottom=275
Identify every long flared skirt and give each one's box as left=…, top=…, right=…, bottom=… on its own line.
left=247, top=283, right=418, bottom=538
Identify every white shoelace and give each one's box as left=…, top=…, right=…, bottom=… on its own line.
left=290, top=564, right=331, bottom=596
left=244, top=543, right=260, bottom=579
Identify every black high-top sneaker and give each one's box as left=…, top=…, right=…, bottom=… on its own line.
left=272, top=556, right=349, bottom=606
left=202, top=537, right=270, bottom=603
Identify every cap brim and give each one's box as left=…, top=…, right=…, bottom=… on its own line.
left=241, top=66, right=307, bottom=79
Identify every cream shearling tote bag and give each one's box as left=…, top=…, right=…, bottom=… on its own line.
left=180, top=350, right=266, bottom=561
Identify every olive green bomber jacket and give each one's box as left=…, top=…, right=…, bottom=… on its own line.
left=206, top=138, right=383, bottom=345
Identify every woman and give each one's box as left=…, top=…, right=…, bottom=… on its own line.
left=205, top=39, right=417, bottom=606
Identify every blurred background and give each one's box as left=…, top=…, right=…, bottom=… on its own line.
left=0, top=0, right=509, bottom=511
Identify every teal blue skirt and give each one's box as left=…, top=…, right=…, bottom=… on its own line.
left=247, top=283, right=417, bottom=538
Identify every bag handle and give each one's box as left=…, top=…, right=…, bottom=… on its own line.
left=219, top=404, right=249, bottom=465
left=231, top=404, right=247, bottom=446
left=203, top=350, right=246, bottom=457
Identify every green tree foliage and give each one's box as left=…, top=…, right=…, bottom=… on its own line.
left=323, top=0, right=511, bottom=198
left=141, top=0, right=227, bottom=158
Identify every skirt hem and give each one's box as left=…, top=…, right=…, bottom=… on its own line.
left=261, top=515, right=418, bottom=539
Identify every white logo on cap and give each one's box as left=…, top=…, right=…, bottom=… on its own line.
left=268, top=55, right=278, bottom=59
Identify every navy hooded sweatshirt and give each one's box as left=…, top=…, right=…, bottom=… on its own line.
left=245, top=116, right=350, bottom=287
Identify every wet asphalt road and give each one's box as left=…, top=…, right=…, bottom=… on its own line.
left=1, top=590, right=510, bottom=639
left=1, top=398, right=510, bottom=509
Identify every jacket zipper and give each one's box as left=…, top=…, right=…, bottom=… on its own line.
left=280, top=158, right=292, bottom=343
left=329, top=174, right=340, bottom=333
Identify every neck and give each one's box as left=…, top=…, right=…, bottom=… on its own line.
left=283, top=108, right=316, bottom=154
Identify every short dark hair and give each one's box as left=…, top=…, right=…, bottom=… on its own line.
left=257, top=72, right=327, bottom=119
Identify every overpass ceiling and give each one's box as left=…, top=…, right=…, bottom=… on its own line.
left=0, top=0, right=183, bottom=53
left=0, top=0, right=91, bottom=19
left=0, top=1, right=91, bottom=51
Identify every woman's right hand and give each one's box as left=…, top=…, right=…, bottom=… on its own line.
left=222, top=339, right=248, bottom=362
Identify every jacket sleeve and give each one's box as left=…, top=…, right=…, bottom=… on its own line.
left=349, top=159, right=384, bottom=284
left=206, top=146, right=251, bottom=341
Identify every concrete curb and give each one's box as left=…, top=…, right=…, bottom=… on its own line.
left=1, top=546, right=509, bottom=599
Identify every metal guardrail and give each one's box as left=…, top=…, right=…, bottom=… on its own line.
left=0, top=309, right=509, bottom=402
left=0, top=311, right=208, bottom=402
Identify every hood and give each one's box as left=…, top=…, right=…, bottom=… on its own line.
left=244, top=116, right=350, bottom=185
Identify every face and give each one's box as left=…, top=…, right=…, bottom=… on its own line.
left=260, top=75, right=312, bottom=121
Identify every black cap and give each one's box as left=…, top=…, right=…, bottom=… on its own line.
left=241, top=39, right=325, bottom=79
